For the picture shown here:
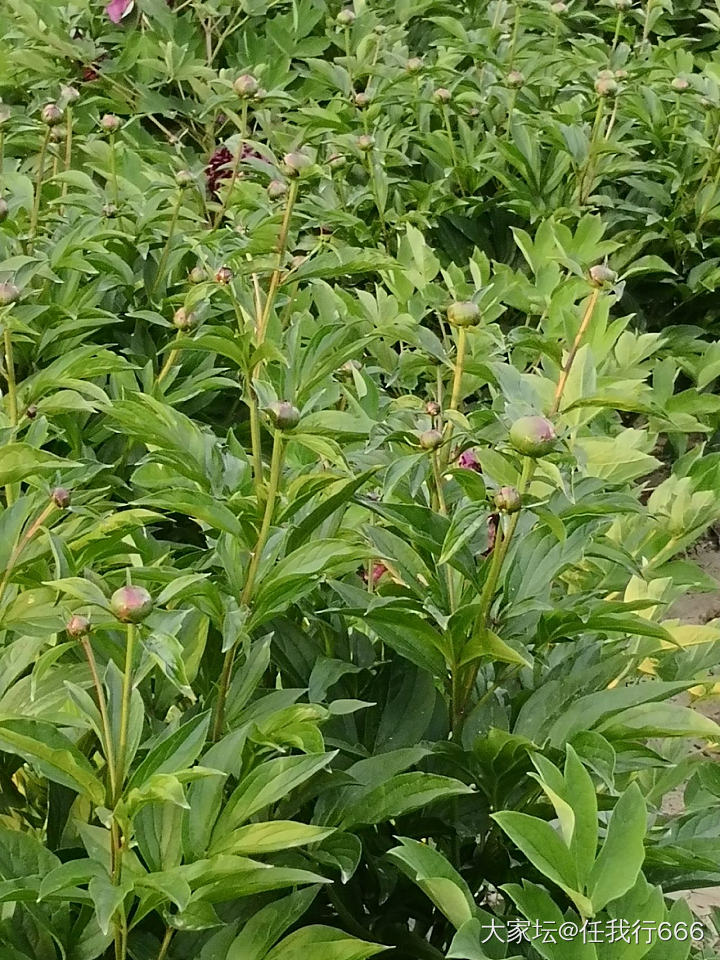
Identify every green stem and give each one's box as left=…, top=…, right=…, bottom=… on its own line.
left=157, top=332, right=181, bottom=384
left=578, top=99, right=605, bottom=203
left=551, top=287, right=600, bottom=416
left=441, top=326, right=467, bottom=468
left=108, top=131, right=119, bottom=206
left=80, top=637, right=117, bottom=802
left=150, top=191, right=182, bottom=298
left=257, top=179, right=299, bottom=344
left=115, top=622, right=136, bottom=798
left=452, top=457, right=534, bottom=733
left=440, top=103, right=463, bottom=193
left=28, top=127, right=51, bottom=251
left=212, top=430, right=285, bottom=740
left=508, top=0, right=522, bottom=69
left=0, top=501, right=55, bottom=597
left=156, top=928, right=174, bottom=960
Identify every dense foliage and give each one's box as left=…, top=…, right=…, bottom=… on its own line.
left=1, top=0, right=720, bottom=958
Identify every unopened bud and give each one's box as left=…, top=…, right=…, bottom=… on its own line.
left=426, top=400, right=441, bottom=417
left=42, top=103, right=63, bottom=126
left=102, top=203, right=118, bottom=218
left=26, top=404, right=38, bottom=420
left=589, top=264, right=617, bottom=287
left=214, top=266, right=234, bottom=284
left=0, top=282, right=21, bottom=305
left=100, top=113, right=121, bottom=133
left=354, top=91, right=371, bottom=108
left=66, top=614, right=91, bottom=638
left=267, top=400, right=300, bottom=430
left=406, top=57, right=424, bottom=74
left=356, top=134, right=375, bottom=151
left=233, top=73, right=259, bottom=99
left=433, top=87, right=452, bottom=104
left=671, top=76, right=690, bottom=92
left=0, top=198, right=7, bottom=223
left=419, top=428, right=443, bottom=450
left=594, top=72, right=618, bottom=97
left=509, top=416, right=556, bottom=457
left=267, top=178, right=288, bottom=199
left=447, top=300, right=480, bottom=327
left=494, top=485, right=521, bottom=513
left=189, top=265, right=207, bottom=284
left=110, top=585, right=153, bottom=623
left=172, top=307, right=198, bottom=331
left=283, top=151, right=313, bottom=177
left=175, top=169, right=193, bottom=189
left=336, top=7, right=356, bottom=25
left=506, top=70, right=524, bottom=88
left=51, top=487, right=71, bottom=509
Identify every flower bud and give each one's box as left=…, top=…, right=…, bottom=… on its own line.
left=589, top=263, right=617, bottom=287
left=551, top=1, right=568, bottom=12
left=506, top=70, right=524, bottom=88
left=328, top=153, right=347, bottom=169
left=447, top=300, right=480, bottom=327
left=354, top=91, right=371, bottom=108
left=494, top=485, right=521, bottom=513
left=110, top=585, right=153, bottom=623
left=433, top=87, right=452, bottom=104
left=189, top=265, right=207, bottom=284
left=458, top=448, right=481, bottom=472
left=283, top=151, right=313, bottom=178
left=0, top=198, right=7, bottom=223
left=289, top=254, right=306, bottom=271
left=267, top=400, right=300, bottom=430
left=613, top=0, right=632, bottom=8
left=0, top=106, right=11, bottom=126
left=61, top=84, right=81, bottom=105
left=50, top=125, right=67, bottom=143
left=66, top=614, right=91, bottom=639
left=41, top=103, right=63, bottom=126
left=51, top=487, right=71, bottom=509
left=267, top=178, right=288, bottom=199
left=26, top=404, right=38, bottom=420
left=214, top=266, right=234, bottom=284
left=671, top=76, right=690, bottom=92
left=509, top=416, right=556, bottom=457
left=614, top=68, right=628, bottom=80
left=175, top=169, right=193, bottom=189
left=406, top=57, right=424, bottom=74
left=102, top=203, right=119, bottom=218
left=100, top=113, right=121, bottom=133
left=594, top=72, right=618, bottom=98
left=339, top=358, right=361, bottom=378
left=0, top=282, right=21, bottom=306
left=426, top=400, right=441, bottom=417
left=336, top=7, right=356, bottom=25
left=356, top=134, right=375, bottom=151
left=233, top=73, right=260, bottom=99
left=419, top=428, right=443, bottom=450
left=173, top=307, right=198, bottom=331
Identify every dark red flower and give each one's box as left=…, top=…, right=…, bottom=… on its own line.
left=457, top=448, right=482, bottom=472
left=482, top=514, right=499, bottom=557
left=360, top=562, right=388, bottom=585
left=205, top=142, right=263, bottom=197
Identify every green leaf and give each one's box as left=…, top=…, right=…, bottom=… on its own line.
left=213, top=821, right=334, bottom=855
left=0, top=719, right=105, bottom=804
left=338, top=773, right=473, bottom=829
left=227, top=886, right=321, bottom=960
left=263, top=925, right=388, bottom=960
left=387, top=838, right=475, bottom=930
left=0, top=444, right=79, bottom=485
left=588, top=783, right=646, bottom=913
